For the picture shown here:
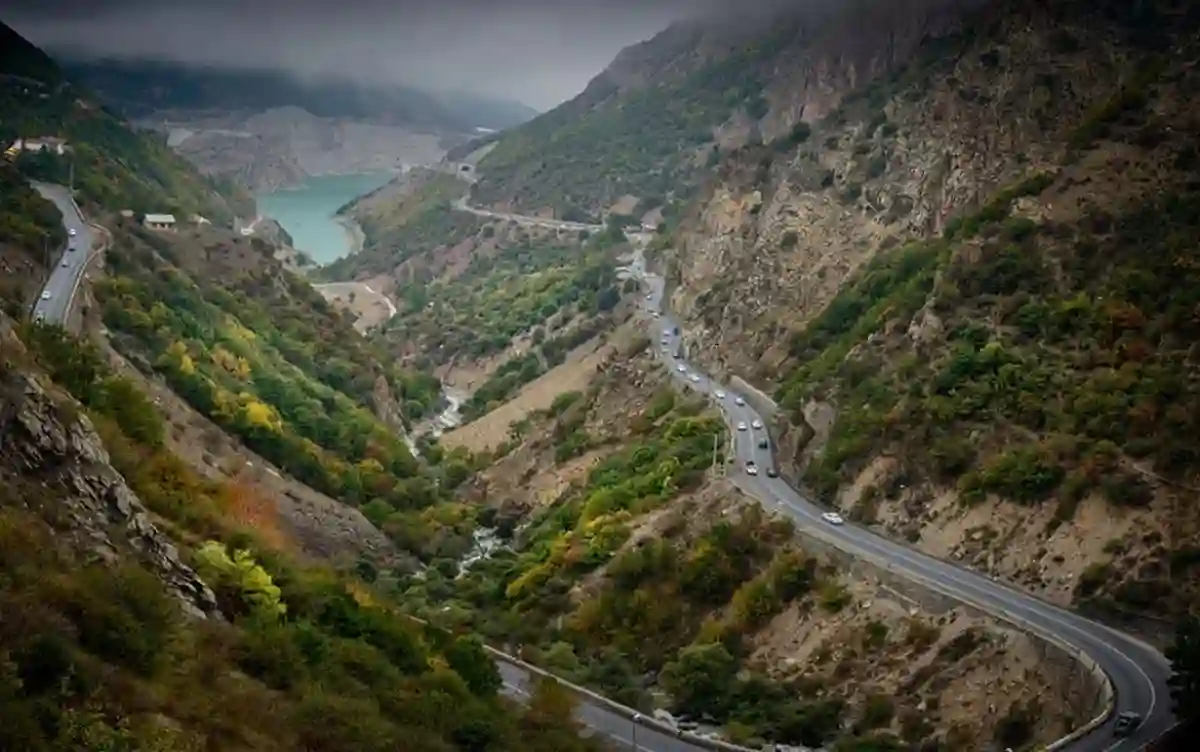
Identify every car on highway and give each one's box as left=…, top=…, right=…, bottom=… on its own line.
left=663, top=328, right=671, bottom=336
left=1112, top=711, right=1142, bottom=737
left=757, top=437, right=768, bottom=449
left=751, top=419, right=763, bottom=430
left=676, top=364, right=687, bottom=373
left=652, top=311, right=660, bottom=318
left=766, top=468, right=778, bottom=478
left=61, top=259, right=69, bottom=267
left=714, top=389, right=726, bottom=400
left=734, top=396, right=746, bottom=406
left=736, top=421, right=748, bottom=431
left=40, top=290, right=51, bottom=300
left=645, top=294, right=652, bottom=301
left=821, top=511, right=845, bottom=525
left=68, top=228, right=76, bottom=237
left=746, top=462, right=759, bottom=476
left=689, top=374, right=700, bottom=384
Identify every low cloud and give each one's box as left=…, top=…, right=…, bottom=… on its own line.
left=5, top=0, right=722, bottom=109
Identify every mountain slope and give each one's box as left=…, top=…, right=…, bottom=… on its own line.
left=641, top=0, right=1200, bottom=626
left=0, top=20, right=252, bottom=223
left=470, top=0, right=968, bottom=219
left=1, top=313, right=601, bottom=752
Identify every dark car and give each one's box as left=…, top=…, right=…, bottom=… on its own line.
left=766, top=468, right=778, bottom=478
left=757, top=438, right=768, bottom=449
left=1113, top=711, right=1142, bottom=737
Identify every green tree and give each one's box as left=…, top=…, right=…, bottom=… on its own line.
left=195, top=541, right=286, bottom=619
left=1167, top=614, right=1200, bottom=719
left=445, top=636, right=501, bottom=697
left=661, top=642, right=738, bottom=717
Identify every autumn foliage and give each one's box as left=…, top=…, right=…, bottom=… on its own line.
left=218, top=479, right=291, bottom=552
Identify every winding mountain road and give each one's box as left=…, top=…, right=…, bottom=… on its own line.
left=630, top=253, right=1173, bottom=752
left=449, top=187, right=1176, bottom=751
left=452, top=194, right=604, bottom=232
left=31, top=182, right=95, bottom=326
left=31, top=169, right=1174, bottom=750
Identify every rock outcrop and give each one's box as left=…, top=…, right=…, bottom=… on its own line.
left=0, top=361, right=219, bottom=620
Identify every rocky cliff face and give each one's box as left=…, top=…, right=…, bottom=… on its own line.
left=660, top=0, right=1200, bottom=624
left=0, top=327, right=218, bottom=619
left=669, top=0, right=1143, bottom=379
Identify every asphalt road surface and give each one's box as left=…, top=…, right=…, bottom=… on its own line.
left=31, top=182, right=94, bottom=326
left=499, top=662, right=715, bottom=752
left=452, top=194, right=604, bottom=232
left=629, top=252, right=1174, bottom=752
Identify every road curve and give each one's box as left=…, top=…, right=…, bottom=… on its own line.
left=31, top=183, right=95, bottom=326
left=443, top=184, right=1175, bottom=750
left=629, top=253, right=1173, bottom=752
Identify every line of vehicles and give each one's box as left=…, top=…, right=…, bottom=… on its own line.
left=656, top=323, right=848, bottom=527
left=33, top=227, right=80, bottom=322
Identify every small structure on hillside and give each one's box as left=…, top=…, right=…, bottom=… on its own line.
left=190, top=214, right=211, bottom=226
left=143, top=213, right=177, bottom=232
left=6, top=136, right=69, bottom=156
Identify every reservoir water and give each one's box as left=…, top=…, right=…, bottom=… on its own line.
left=257, top=172, right=395, bottom=264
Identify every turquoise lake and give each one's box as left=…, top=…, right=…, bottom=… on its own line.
left=256, top=172, right=395, bottom=264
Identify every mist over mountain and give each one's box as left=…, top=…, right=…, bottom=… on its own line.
left=57, top=55, right=539, bottom=133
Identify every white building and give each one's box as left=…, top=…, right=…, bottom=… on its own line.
left=6, top=137, right=69, bottom=156
left=143, top=213, right=177, bottom=231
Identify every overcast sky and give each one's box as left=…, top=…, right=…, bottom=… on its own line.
left=2, top=0, right=741, bottom=110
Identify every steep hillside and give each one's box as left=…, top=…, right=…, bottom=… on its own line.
left=0, top=313, right=601, bottom=752
left=0, top=21, right=252, bottom=223
left=403, top=345, right=1087, bottom=752
left=321, top=169, right=483, bottom=283
left=470, top=0, right=968, bottom=219
left=635, top=0, right=1200, bottom=627
left=91, top=221, right=475, bottom=564
left=0, top=163, right=65, bottom=309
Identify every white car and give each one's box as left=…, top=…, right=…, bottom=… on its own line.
left=746, top=463, right=759, bottom=476
left=40, top=290, right=51, bottom=300
left=689, top=374, right=700, bottom=384
left=736, top=421, right=748, bottom=431
left=68, top=228, right=76, bottom=237
left=676, top=364, right=686, bottom=373
left=714, top=390, right=726, bottom=400
left=751, top=419, right=763, bottom=430
left=734, top=396, right=746, bottom=406
left=61, top=259, right=69, bottom=267
left=652, top=312, right=660, bottom=318
left=821, top=512, right=845, bottom=526
left=663, top=329, right=672, bottom=337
